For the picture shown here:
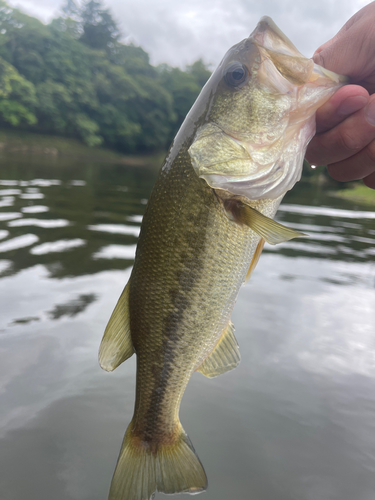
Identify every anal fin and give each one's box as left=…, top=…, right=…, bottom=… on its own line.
left=197, top=321, right=240, bottom=378
left=99, top=281, right=134, bottom=372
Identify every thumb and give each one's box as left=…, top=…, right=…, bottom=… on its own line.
left=312, top=37, right=353, bottom=76
left=313, top=37, right=336, bottom=61
left=311, top=4, right=375, bottom=82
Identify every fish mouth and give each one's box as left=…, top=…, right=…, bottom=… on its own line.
left=250, top=16, right=348, bottom=87
left=189, top=17, right=348, bottom=201
left=250, top=16, right=304, bottom=58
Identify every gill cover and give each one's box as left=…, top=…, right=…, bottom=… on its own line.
left=188, top=16, right=347, bottom=201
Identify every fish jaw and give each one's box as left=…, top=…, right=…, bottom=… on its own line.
left=188, top=17, right=347, bottom=201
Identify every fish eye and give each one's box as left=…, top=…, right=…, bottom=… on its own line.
left=224, top=62, right=248, bottom=88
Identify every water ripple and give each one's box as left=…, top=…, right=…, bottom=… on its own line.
left=70, top=180, right=86, bottom=186
left=0, top=180, right=18, bottom=186
left=8, top=218, right=70, bottom=228
left=266, top=241, right=337, bottom=255
left=0, top=234, right=38, bottom=252
left=0, top=212, right=22, bottom=221
left=127, top=215, right=143, bottom=223
left=93, top=244, right=137, bottom=260
left=29, top=179, right=61, bottom=187
left=0, top=189, right=21, bottom=196
left=30, top=239, right=86, bottom=255
left=88, top=224, right=140, bottom=237
left=0, top=197, right=14, bottom=208
left=280, top=204, right=375, bottom=219
left=0, top=260, right=11, bottom=273
left=20, top=193, right=45, bottom=200
left=281, top=221, right=345, bottom=233
left=21, top=206, right=49, bottom=214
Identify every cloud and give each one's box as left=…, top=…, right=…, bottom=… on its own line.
left=7, top=0, right=372, bottom=67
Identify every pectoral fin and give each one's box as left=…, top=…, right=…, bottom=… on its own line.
left=197, top=321, right=240, bottom=378
left=225, top=200, right=307, bottom=245
left=99, top=282, right=134, bottom=372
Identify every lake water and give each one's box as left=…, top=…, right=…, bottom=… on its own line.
left=0, top=153, right=375, bottom=500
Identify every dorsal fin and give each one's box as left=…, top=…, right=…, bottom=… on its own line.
left=197, top=321, right=240, bottom=378
left=99, top=282, right=134, bottom=372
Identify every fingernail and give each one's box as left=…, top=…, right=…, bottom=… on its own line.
left=365, top=100, right=375, bottom=126
left=338, top=96, right=368, bottom=117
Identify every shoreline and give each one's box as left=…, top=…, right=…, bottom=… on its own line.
left=0, top=129, right=164, bottom=167
left=329, top=184, right=375, bottom=207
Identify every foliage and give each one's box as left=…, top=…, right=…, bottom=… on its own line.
left=186, top=59, right=211, bottom=88
left=0, top=0, right=211, bottom=151
left=329, top=183, right=375, bottom=206
left=80, top=0, right=119, bottom=52
left=157, top=60, right=211, bottom=143
left=0, top=56, right=37, bottom=126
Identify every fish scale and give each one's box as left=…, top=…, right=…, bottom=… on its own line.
left=130, top=151, right=259, bottom=439
left=98, top=16, right=346, bottom=500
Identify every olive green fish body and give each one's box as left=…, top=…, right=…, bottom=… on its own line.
left=99, top=16, right=346, bottom=500
left=129, top=146, right=275, bottom=444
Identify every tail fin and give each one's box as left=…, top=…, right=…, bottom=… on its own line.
left=108, top=421, right=207, bottom=500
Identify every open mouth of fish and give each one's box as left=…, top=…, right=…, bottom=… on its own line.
left=188, top=16, right=347, bottom=201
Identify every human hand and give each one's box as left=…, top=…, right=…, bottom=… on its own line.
left=306, top=2, right=375, bottom=189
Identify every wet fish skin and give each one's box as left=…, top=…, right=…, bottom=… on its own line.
left=99, top=16, right=346, bottom=500
left=105, top=151, right=275, bottom=500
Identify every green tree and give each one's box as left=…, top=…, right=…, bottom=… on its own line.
left=0, top=0, right=211, bottom=152
left=0, top=56, right=37, bottom=126
left=80, top=0, right=119, bottom=52
left=35, top=80, right=71, bottom=133
left=111, top=43, right=155, bottom=77
left=187, top=59, right=211, bottom=88
left=61, top=0, right=80, bottom=20
left=157, top=65, right=202, bottom=142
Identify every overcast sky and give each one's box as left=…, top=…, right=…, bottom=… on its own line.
left=6, top=0, right=372, bottom=68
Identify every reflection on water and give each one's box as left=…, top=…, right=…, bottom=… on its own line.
left=0, top=233, right=39, bottom=252
left=88, top=224, right=141, bottom=237
left=31, top=239, right=86, bottom=256
left=48, top=293, right=97, bottom=320
left=0, top=153, right=374, bottom=500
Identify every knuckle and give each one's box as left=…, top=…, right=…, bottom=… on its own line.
left=338, top=129, right=363, bottom=153
left=365, top=140, right=375, bottom=164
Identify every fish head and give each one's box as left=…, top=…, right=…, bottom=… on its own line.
left=188, top=16, right=347, bottom=200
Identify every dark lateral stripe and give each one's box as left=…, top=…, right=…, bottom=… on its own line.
left=133, top=154, right=214, bottom=442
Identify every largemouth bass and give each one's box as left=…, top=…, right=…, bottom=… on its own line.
left=99, top=17, right=346, bottom=500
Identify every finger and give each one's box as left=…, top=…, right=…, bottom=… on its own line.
left=314, top=85, right=369, bottom=133
left=327, top=138, right=375, bottom=182
left=313, top=37, right=335, bottom=56
left=312, top=12, right=375, bottom=82
left=306, top=95, right=375, bottom=166
left=311, top=3, right=375, bottom=96
left=363, top=170, right=375, bottom=189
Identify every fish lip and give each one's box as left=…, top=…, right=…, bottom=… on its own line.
left=250, top=17, right=348, bottom=87
left=249, top=16, right=303, bottom=57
